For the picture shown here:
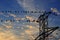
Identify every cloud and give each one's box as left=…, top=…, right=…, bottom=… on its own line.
left=51, top=8, right=60, bottom=15
left=1, top=23, right=13, bottom=29
left=0, top=30, right=18, bottom=40
left=0, top=12, right=4, bottom=15
left=24, top=29, right=38, bottom=40
left=17, top=0, right=35, bottom=10
left=25, top=15, right=34, bottom=21
left=14, top=17, right=25, bottom=21
left=29, top=26, right=33, bottom=29
left=8, top=13, right=16, bottom=17
left=14, top=17, right=21, bottom=20
left=26, top=25, right=38, bottom=30
left=5, top=26, right=12, bottom=29
left=14, top=25, right=39, bottom=40
left=16, top=0, right=43, bottom=22
left=0, top=12, right=9, bottom=17
left=24, top=25, right=39, bottom=39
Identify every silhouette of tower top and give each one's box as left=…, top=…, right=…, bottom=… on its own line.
left=35, top=11, right=59, bottom=40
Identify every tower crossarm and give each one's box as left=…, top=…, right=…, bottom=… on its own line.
left=35, top=27, right=59, bottom=40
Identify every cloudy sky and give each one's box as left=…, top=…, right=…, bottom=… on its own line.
left=0, top=0, right=60, bottom=40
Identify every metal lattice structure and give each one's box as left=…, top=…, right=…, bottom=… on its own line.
left=35, top=11, right=59, bottom=40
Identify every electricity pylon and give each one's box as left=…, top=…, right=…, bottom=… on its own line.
left=35, top=11, right=59, bottom=40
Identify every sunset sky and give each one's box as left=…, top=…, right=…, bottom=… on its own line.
left=0, top=0, right=60, bottom=40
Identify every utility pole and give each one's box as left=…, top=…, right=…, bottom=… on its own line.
left=35, top=11, right=59, bottom=40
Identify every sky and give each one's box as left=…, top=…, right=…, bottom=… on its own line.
left=0, top=0, right=60, bottom=40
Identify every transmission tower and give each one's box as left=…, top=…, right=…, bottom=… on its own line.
left=35, top=11, right=59, bottom=40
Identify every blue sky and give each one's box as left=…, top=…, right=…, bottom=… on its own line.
left=0, top=0, right=60, bottom=26
left=0, top=0, right=60, bottom=40
left=0, top=0, right=60, bottom=11
left=0, top=0, right=23, bottom=11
